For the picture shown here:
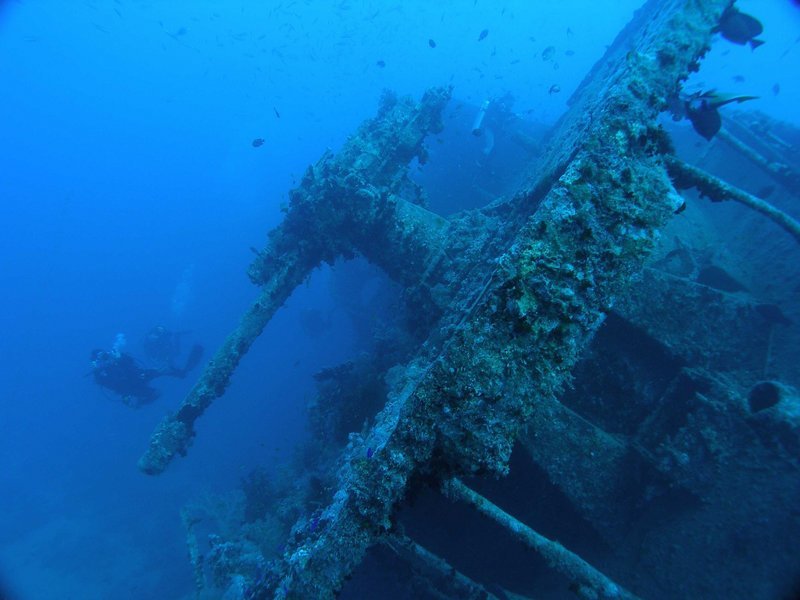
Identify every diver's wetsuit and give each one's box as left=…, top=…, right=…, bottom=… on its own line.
left=90, top=342, right=204, bottom=407
left=91, top=351, right=180, bottom=407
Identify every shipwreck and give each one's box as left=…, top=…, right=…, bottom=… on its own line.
left=139, top=1, right=800, bottom=598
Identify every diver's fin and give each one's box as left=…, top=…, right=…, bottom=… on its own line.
left=182, top=344, right=204, bottom=376
left=749, top=38, right=765, bottom=50
left=166, top=344, right=205, bottom=378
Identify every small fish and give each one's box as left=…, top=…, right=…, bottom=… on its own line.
left=772, top=83, right=780, bottom=96
left=732, top=74, right=745, bottom=82
left=565, top=49, right=575, bottom=56
left=252, top=138, right=265, bottom=147
left=548, top=84, right=560, bottom=95
left=273, top=106, right=281, bottom=118
left=714, top=6, right=764, bottom=49
left=428, top=38, right=436, bottom=48
left=376, top=59, right=386, bottom=68
left=542, top=45, right=555, bottom=61
left=478, top=28, right=489, bottom=41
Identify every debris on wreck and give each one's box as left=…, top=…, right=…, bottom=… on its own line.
left=138, top=1, right=800, bottom=598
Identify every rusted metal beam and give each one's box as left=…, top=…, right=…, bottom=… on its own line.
left=382, top=534, right=502, bottom=600
left=665, top=154, right=800, bottom=245
left=139, top=88, right=453, bottom=474
left=443, top=479, right=639, bottom=600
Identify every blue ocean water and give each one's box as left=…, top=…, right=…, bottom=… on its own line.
left=1, top=1, right=799, bottom=598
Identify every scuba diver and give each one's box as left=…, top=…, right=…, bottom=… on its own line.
left=143, top=325, right=185, bottom=369
left=90, top=330, right=203, bottom=407
left=470, top=92, right=518, bottom=159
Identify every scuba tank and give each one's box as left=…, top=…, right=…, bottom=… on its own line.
left=472, top=99, right=491, bottom=136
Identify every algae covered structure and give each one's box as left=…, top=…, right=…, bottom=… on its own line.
left=140, top=0, right=800, bottom=597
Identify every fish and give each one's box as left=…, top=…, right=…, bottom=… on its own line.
left=772, top=83, right=780, bottom=96
left=478, top=28, right=489, bottom=41
left=548, top=84, right=560, bottom=95
left=376, top=59, right=386, bottom=68
left=273, top=107, right=281, bottom=118
left=565, top=49, right=575, bottom=56
left=251, top=138, right=265, bottom=147
left=732, top=75, right=745, bottom=82
left=428, top=38, right=436, bottom=48
left=702, top=91, right=760, bottom=108
left=714, top=7, right=765, bottom=49
left=686, top=103, right=722, bottom=141
left=684, top=91, right=758, bottom=140
left=542, top=45, right=555, bottom=61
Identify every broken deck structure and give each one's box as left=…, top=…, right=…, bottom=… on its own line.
left=139, top=1, right=800, bottom=598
